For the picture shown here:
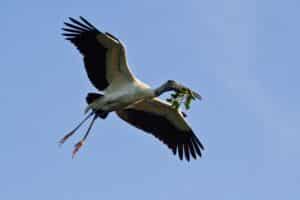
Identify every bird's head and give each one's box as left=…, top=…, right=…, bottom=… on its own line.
left=164, top=80, right=202, bottom=100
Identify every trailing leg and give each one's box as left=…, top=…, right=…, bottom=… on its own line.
left=72, top=114, right=98, bottom=157
left=59, top=112, right=94, bottom=145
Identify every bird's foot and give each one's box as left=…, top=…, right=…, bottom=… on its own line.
left=72, top=140, right=84, bottom=158
left=71, top=114, right=97, bottom=158
left=59, top=130, right=75, bottom=146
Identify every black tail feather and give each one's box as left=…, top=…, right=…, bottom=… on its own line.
left=86, top=93, right=109, bottom=119
left=86, top=93, right=103, bottom=104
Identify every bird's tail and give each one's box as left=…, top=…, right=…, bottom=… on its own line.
left=86, top=92, right=103, bottom=104
left=86, top=93, right=109, bottom=119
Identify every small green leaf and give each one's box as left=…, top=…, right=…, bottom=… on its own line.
left=172, top=101, right=180, bottom=109
left=178, top=92, right=184, bottom=97
left=166, top=87, right=198, bottom=111
left=185, top=103, right=190, bottom=110
left=171, top=92, right=180, bottom=98
left=183, top=95, right=190, bottom=110
left=187, top=99, right=192, bottom=110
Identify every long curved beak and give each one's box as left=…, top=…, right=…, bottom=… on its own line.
left=191, top=90, right=202, bottom=100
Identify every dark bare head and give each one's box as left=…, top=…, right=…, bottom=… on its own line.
left=154, top=80, right=202, bottom=100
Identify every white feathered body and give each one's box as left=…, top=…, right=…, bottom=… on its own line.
left=90, top=78, right=155, bottom=112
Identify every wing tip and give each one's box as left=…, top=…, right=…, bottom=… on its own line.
left=62, top=16, right=99, bottom=35
left=175, top=132, right=204, bottom=162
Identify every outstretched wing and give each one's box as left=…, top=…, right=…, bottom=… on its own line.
left=62, top=16, right=135, bottom=91
left=116, top=98, right=204, bottom=161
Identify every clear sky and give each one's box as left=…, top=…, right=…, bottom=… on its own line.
left=1, top=0, right=299, bottom=199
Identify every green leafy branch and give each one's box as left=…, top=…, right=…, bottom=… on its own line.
left=166, top=88, right=197, bottom=110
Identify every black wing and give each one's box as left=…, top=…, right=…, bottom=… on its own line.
left=62, top=16, right=109, bottom=91
left=116, top=99, right=204, bottom=161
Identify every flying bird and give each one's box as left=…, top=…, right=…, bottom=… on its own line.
left=60, top=16, right=204, bottom=161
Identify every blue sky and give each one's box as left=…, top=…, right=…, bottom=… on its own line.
left=1, top=0, right=299, bottom=199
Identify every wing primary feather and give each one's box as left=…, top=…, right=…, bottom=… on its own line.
left=171, top=144, right=177, bottom=155
left=69, top=17, right=93, bottom=31
left=62, top=28, right=82, bottom=33
left=188, top=139, right=197, bottom=159
left=178, top=144, right=184, bottom=160
left=79, top=16, right=98, bottom=30
left=62, top=33, right=78, bottom=37
left=191, top=139, right=202, bottom=157
left=193, top=134, right=205, bottom=150
left=64, top=22, right=89, bottom=32
left=184, top=143, right=190, bottom=161
left=172, top=148, right=176, bottom=155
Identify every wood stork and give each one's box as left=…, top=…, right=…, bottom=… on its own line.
left=60, top=16, right=204, bottom=161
